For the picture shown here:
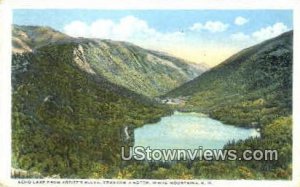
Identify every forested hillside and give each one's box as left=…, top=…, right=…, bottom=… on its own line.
left=167, top=31, right=292, bottom=127
left=12, top=42, right=171, bottom=178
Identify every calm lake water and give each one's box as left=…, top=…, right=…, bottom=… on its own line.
left=134, top=111, right=260, bottom=150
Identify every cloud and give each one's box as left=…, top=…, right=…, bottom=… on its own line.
left=230, top=32, right=250, bottom=41
left=252, top=22, right=288, bottom=41
left=231, top=22, right=289, bottom=44
left=64, top=21, right=88, bottom=37
left=90, top=19, right=115, bottom=38
left=189, top=21, right=229, bottom=33
left=63, top=16, right=184, bottom=43
left=234, top=16, right=249, bottom=26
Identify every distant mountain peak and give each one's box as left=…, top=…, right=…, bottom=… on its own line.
left=12, top=24, right=71, bottom=53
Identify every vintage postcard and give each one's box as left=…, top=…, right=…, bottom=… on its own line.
left=0, top=0, right=300, bottom=187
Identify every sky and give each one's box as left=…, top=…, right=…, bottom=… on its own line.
left=13, top=10, right=293, bottom=67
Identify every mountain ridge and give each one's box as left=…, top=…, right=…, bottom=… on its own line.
left=13, top=25, right=208, bottom=97
left=167, top=30, right=293, bottom=97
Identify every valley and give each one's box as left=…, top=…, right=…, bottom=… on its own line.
left=11, top=25, right=293, bottom=179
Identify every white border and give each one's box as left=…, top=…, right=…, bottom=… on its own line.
left=0, top=0, right=12, bottom=186
left=0, top=0, right=300, bottom=187
left=6, top=0, right=300, bottom=9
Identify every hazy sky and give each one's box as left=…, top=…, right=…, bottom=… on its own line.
left=13, top=10, right=293, bottom=67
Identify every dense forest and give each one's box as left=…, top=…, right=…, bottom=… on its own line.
left=12, top=43, right=171, bottom=178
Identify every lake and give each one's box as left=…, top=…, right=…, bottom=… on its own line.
left=134, top=111, right=260, bottom=150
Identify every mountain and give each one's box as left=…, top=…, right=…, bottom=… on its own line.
left=12, top=40, right=172, bottom=177
left=166, top=31, right=293, bottom=127
left=13, top=25, right=207, bottom=98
